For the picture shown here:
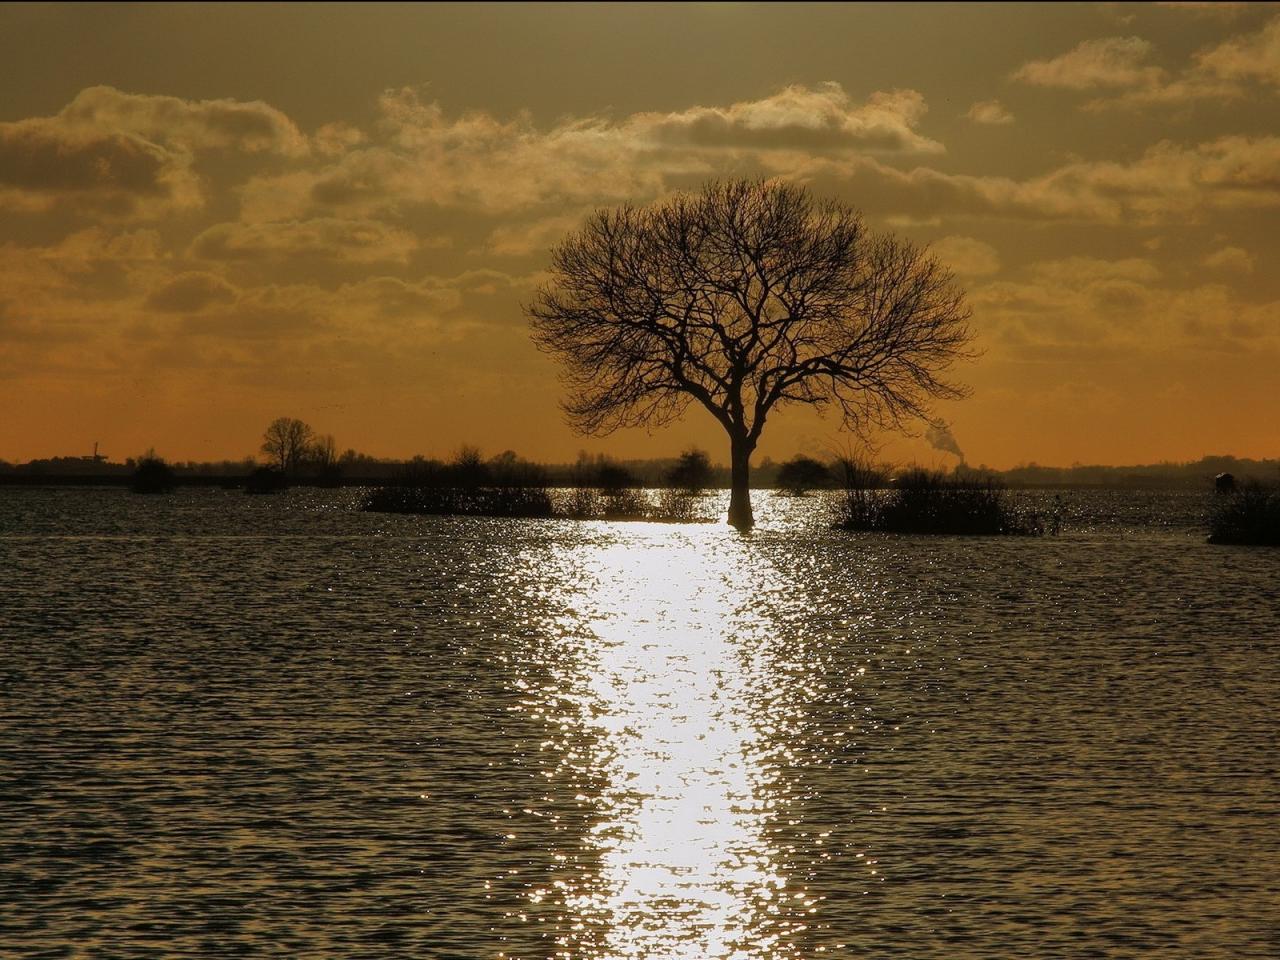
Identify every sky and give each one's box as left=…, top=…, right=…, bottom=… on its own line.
left=1, top=1, right=1277, bottom=469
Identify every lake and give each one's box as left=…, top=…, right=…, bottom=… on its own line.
left=2, top=487, right=1277, bottom=958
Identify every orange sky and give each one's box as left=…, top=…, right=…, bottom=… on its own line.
left=1, top=2, right=1276, bottom=469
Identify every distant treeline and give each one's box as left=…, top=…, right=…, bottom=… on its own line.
left=0, top=453, right=1274, bottom=491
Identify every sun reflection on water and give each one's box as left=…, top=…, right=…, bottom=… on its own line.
left=529, top=525, right=801, bottom=959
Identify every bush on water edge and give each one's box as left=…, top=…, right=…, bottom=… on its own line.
left=129, top=456, right=176, bottom=494
left=1208, top=483, right=1280, bottom=545
left=361, top=486, right=709, bottom=523
left=834, top=467, right=1045, bottom=536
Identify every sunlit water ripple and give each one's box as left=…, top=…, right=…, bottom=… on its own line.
left=1, top=487, right=1277, bottom=958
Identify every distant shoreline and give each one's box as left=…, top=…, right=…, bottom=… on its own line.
left=2, top=452, right=1274, bottom=492
left=0, top=474, right=1250, bottom=492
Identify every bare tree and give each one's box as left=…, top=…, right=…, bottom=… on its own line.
left=261, top=417, right=314, bottom=475
left=309, top=434, right=337, bottom=471
left=527, top=179, right=974, bottom=528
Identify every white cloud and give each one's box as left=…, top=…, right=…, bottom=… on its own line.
left=1013, top=37, right=1164, bottom=90
left=1202, top=245, right=1255, bottom=272
left=58, top=86, right=308, bottom=156
left=965, top=100, right=1015, bottom=125
left=239, top=83, right=943, bottom=220
left=0, top=86, right=309, bottom=217
left=1195, top=15, right=1280, bottom=88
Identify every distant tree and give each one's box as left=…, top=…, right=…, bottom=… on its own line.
left=490, top=450, right=519, bottom=471
left=666, top=448, right=714, bottom=493
left=448, top=445, right=489, bottom=488
left=776, top=455, right=832, bottom=496
left=528, top=179, right=973, bottom=528
left=130, top=450, right=176, bottom=494
left=261, top=417, right=314, bottom=474
left=308, top=434, right=341, bottom=486
left=595, top=460, right=634, bottom=492
left=309, top=434, right=337, bottom=471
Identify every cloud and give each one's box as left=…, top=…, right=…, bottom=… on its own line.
left=58, top=86, right=308, bottom=156
left=0, top=86, right=310, bottom=216
left=1202, top=245, right=1255, bottom=272
left=1156, top=2, right=1248, bottom=17
left=826, top=134, right=1280, bottom=224
left=965, top=100, right=1015, bottom=125
left=1195, top=15, right=1280, bottom=88
left=239, top=83, right=942, bottom=219
left=0, top=120, right=197, bottom=215
left=484, top=211, right=592, bottom=256
left=191, top=218, right=421, bottom=263
left=1013, top=37, right=1165, bottom=90
left=1025, top=18, right=1280, bottom=110
left=1028, top=257, right=1161, bottom=284
left=49, top=228, right=165, bottom=264
left=643, top=84, right=944, bottom=154
left=966, top=253, right=1279, bottom=366
left=145, top=271, right=239, bottom=312
left=931, top=236, right=1002, bottom=277
left=314, top=122, right=366, bottom=157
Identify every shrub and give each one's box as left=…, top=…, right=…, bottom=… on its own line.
left=363, top=484, right=709, bottom=523
left=666, top=449, right=713, bottom=493
left=654, top=487, right=701, bottom=522
left=130, top=455, right=176, bottom=494
left=446, top=446, right=489, bottom=489
left=832, top=455, right=887, bottom=530
left=245, top=466, right=289, bottom=495
left=777, top=455, right=832, bottom=495
left=1208, top=482, right=1280, bottom=545
left=834, top=468, right=1043, bottom=536
left=595, top=462, right=634, bottom=492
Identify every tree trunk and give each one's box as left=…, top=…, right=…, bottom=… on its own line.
left=727, top=435, right=754, bottom=530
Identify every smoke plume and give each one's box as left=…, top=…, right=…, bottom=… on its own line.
left=925, top=421, right=964, bottom=460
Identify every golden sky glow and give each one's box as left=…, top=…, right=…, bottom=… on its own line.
left=1, top=2, right=1276, bottom=468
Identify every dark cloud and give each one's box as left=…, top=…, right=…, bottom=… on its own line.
left=0, top=122, right=177, bottom=204
left=190, top=218, right=418, bottom=263
left=58, top=86, right=308, bottom=155
left=145, top=272, right=239, bottom=313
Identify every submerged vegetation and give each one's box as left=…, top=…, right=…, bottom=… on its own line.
left=361, top=447, right=710, bottom=522
left=834, top=465, right=1045, bottom=536
left=1208, top=482, right=1280, bottom=545
left=362, top=485, right=556, bottom=518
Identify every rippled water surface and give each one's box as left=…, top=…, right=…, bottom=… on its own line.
left=2, top=487, right=1277, bottom=958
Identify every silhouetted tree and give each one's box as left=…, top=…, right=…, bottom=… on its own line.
left=528, top=179, right=973, bottom=528
left=261, top=417, right=314, bottom=475
left=666, top=448, right=714, bottom=493
left=309, top=433, right=337, bottom=470
left=447, top=445, right=489, bottom=489
left=595, top=460, right=633, bottom=492
left=307, top=434, right=341, bottom=485
left=776, top=455, right=832, bottom=496
left=130, top=450, right=176, bottom=494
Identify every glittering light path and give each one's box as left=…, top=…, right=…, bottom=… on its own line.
left=546, top=531, right=794, bottom=959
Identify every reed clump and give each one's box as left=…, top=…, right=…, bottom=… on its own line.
left=360, top=447, right=709, bottom=522
left=834, top=464, right=1043, bottom=536
left=1207, top=482, right=1280, bottom=545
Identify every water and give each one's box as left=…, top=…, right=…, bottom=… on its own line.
left=2, top=487, right=1277, bottom=958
